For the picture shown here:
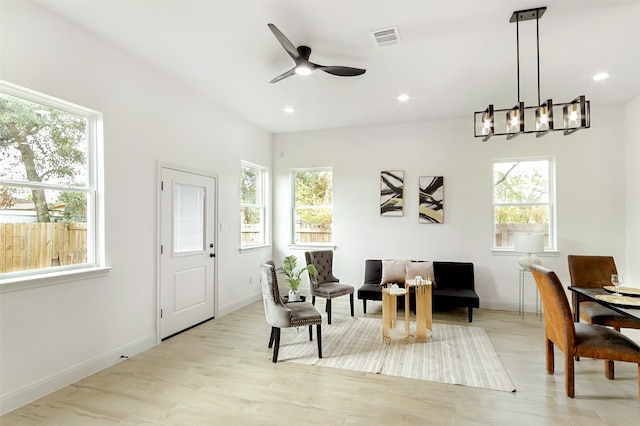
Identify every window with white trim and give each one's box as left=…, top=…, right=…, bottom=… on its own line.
left=0, top=81, right=102, bottom=278
left=493, top=158, right=555, bottom=250
left=240, top=161, right=267, bottom=247
left=292, top=168, right=333, bottom=244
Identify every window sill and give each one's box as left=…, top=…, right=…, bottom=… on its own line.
left=491, top=249, right=559, bottom=257
left=0, top=266, right=112, bottom=294
left=239, top=244, right=271, bottom=254
left=288, top=243, right=337, bottom=251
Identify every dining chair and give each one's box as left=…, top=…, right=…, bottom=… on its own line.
left=567, top=255, right=640, bottom=331
left=260, top=261, right=322, bottom=363
left=304, top=250, right=354, bottom=324
left=529, top=264, right=640, bottom=401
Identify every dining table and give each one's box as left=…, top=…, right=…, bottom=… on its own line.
left=568, top=286, right=640, bottom=322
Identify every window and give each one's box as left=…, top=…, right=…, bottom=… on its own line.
left=493, top=158, right=555, bottom=250
left=0, top=81, right=102, bottom=278
left=240, top=162, right=267, bottom=247
left=292, top=168, right=333, bottom=244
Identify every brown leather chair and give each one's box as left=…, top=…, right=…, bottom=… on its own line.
left=304, top=250, right=354, bottom=324
left=530, top=264, right=640, bottom=401
left=567, top=255, right=640, bottom=331
left=260, top=261, right=322, bottom=363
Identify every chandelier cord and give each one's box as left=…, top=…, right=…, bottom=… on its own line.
left=516, top=9, right=542, bottom=106
left=516, top=17, right=520, bottom=103
left=536, top=9, right=541, bottom=106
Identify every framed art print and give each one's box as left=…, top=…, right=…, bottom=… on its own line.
left=419, top=176, right=444, bottom=223
left=380, top=170, right=404, bottom=216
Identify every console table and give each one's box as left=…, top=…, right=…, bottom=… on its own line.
left=519, top=269, right=542, bottom=320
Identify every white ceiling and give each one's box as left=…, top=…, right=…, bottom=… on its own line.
left=35, top=0, right=640, bottom=134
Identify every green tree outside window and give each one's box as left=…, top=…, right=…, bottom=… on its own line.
left=293, top=169, right=333, bottom=244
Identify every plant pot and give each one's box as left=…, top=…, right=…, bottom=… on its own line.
left=288, top=289, right=301, bottom=302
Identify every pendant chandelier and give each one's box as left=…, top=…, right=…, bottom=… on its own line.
left=474, top=7, right=590, bottom=141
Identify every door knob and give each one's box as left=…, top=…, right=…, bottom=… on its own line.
left=210, top=253, right=216, bottom=258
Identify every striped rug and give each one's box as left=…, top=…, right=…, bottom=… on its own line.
left=277, top=316, right=516, bottom=393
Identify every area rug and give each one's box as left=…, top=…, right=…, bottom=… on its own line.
left=277, top=317, right=516, bottom=393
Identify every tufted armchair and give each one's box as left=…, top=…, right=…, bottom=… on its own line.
left=260, top=261, right=322, bottom=362
left=304, top=250, right=354, bottom=324
left=530, top=264, right=640, bottom=401
left=568, top=255, right=640, bottom=331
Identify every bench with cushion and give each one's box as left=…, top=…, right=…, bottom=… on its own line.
left=357, top=259, right=480, bottom=322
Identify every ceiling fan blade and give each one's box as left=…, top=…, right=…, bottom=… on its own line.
left=269, top=67, right=297, bottom=83
left=268, top=23, right=300, bottom=61
left=316, top=65, right=366, bottom=77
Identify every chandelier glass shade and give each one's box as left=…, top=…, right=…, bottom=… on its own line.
left=474, top=7, right=590, bottom=141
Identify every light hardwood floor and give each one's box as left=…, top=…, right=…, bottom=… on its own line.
left=3, top=298, right=640, bottom=425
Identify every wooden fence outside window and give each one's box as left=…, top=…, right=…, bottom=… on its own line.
left=0, top=222, right=87, bottom=273
left=495, top=223, right=549, bottom=247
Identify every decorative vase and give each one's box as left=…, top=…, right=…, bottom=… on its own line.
left=288, top=289, right=300, bottom=302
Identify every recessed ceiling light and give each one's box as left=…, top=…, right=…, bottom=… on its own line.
left=593, top=72, right=610, bottom=81
left=283, top=106, right=295, bottom=114
left=397, top=94, right=410, bottom=102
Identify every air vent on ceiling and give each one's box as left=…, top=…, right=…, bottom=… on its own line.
left=370, top=26, right=401, bottom=48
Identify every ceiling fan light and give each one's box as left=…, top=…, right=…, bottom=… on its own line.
left=295, top=65, right=312, bottom=76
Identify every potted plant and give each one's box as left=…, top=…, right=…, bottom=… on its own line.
left=276, top=255, right=318, bottom=302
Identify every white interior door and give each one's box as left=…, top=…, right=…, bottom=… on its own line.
left=160, top=167, right=216, bottom=339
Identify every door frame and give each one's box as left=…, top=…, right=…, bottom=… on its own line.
left=156, top=162, right=219, bottom=344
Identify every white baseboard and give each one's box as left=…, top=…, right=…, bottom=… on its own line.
left=218, top=292, right=262, bottom=317
left=480, top=300, right=540, bottom=314
left=0, top=335, right=156, bottom=416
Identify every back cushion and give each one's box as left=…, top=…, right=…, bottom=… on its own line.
left=364, top=259, right=382, bottom=284
left=433, top=262, right=475, bottom=289
left=305, top=250, right=336, bottom=284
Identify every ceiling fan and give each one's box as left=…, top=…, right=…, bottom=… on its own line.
left=267, top=23, right=366, bottom=83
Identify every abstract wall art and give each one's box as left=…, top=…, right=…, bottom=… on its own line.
left=380, top=170, right=404, bottom=216
left=419, top=176, right=444, bottom=223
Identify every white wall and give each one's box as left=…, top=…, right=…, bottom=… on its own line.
left=0, top=1, right=271, bottom=414
left=626, top=96, right=640, bottom=284
left=273, top=105, right=630, bottom=313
